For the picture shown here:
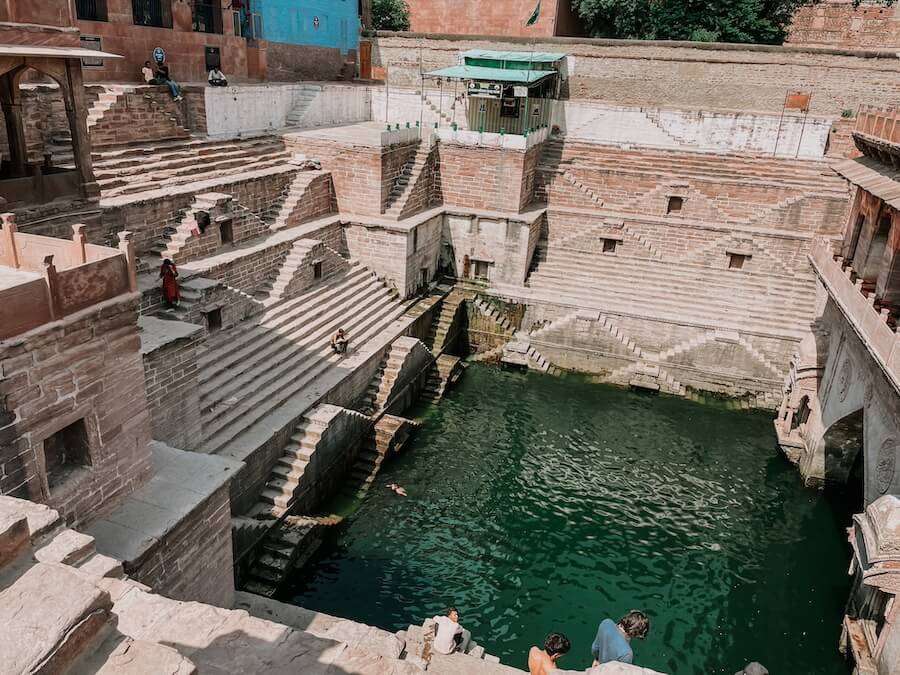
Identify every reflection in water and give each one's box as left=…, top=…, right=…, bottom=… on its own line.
left=285, top=366, right=853, bottom=675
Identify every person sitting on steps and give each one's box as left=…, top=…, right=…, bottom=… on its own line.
left=208, top=67, right=228, bottom=87
left=528, top=632, right=570, bottom=675
left=155, top=61, right=183, bottom=101
left=330, top=328, right=349, bottom=355
left=431, top=607, right=471, bottom=656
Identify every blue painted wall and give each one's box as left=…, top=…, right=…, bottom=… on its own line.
left=258, top=0, right=360, bottom=54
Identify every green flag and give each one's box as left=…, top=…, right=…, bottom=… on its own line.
left=526, top=0, right=541, bottom=26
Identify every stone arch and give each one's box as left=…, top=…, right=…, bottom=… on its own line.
left=823, top=408, right=865, bottom=487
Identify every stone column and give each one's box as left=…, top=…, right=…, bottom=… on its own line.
left=62, top=59, right=100, bottom=200
left=72, top=223, right=87, bottom=265
left=1, top=212, right=18, bottom=268
left=118, top=230, right=138, bottom=292
left=42, top=255, right=58, bottom=320
left=0, top=73, right=27, bottom=177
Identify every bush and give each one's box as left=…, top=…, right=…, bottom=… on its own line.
left=373, top=0, right=411, bottom=32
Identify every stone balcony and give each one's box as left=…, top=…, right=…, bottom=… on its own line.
left=0, top=213, right=138, bottom=340
left=809, top=238, right=900, bottom=393
left=854, top=106, right=900, bottom=166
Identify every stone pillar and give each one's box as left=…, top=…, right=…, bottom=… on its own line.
left=117, top=230, right=138, bottom=292
left=0, top=73, right=27, bottom=178
left=71, top=223, right=87, bottom=265
left=62, top=59, right=100, bottom=200
left=42, top=255, right=58, bottom=320
left=1, top=212, right=18, bottom=268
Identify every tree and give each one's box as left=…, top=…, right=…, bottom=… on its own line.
left=372, top=0, right=410, bottom=32
left=570, top=0, right=894, bottom=45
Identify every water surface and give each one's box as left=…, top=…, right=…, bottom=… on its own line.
left=286, top=366, right=853, bottom=674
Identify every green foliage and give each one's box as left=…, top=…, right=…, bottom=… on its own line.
left=570, top=0, right=893, bottom=44
left=373, top=0, right=410, bottom=32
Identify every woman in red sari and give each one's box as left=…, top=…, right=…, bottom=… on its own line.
left=159, top=259, right=179, bottom=309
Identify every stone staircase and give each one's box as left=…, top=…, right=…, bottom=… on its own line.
left=242, top=517, right=328, bottom=598
left=86, top=85, right=190, bottom=149
left=384, top=142, right=430, bottom=215
left=93, top=135, right=290, bottom=199
left=149, top=192, right=233, bottom=264
left=195, top=266, right=412, bottom=456
left=286, top=87, right=319, bottom=127
left=426, top=290, right=470, bottom=353
left=0, top=496, right=432, bottom=674
left=420, top=354, right=463, bottom=402
left=269, top=170, right=333, bottom=230
left=518, top=245, right=816, bottom=337
left=397, top=618, right=508, bottom=671
left=342, top=416, right=417, bottom=499
left=255, top=239, right=353, bottom=303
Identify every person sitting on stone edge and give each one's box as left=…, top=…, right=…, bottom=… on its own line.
left=591, top=610, right=650, bottom=665
left=432, top=607, right=471, bottom=655
left=330, top=328, right=349, bottom=355
left=528, top=632, right=570, bottom=675
left=155, top=61, right=183, bottom=101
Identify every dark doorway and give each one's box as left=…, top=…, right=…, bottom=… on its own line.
left=43, top=419, right=91, bottom=491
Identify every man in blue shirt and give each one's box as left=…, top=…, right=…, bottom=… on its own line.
left=591, top=611, right=650, bottom=665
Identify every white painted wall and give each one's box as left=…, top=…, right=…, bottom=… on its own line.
left=204, top=84, right=372, bottom=138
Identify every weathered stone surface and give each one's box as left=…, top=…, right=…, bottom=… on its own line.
left=324, top=619, right=405, bottom=661
left=0, top=495, right=60, bottom=539
left=0, top=513, right=30, bottom=567
left=35, top=528, right=96, bottom=565
left=0, top=563, right=113, bottom=674
left=79, top=637, right=198, bottom=675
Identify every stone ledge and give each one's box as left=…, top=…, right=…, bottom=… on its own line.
left=86, top=441, right=242, bottom=566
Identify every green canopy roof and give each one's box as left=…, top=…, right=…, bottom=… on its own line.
left=462, top=49, right=566, bottom=63
left=425, top=65, right=555, bottom=84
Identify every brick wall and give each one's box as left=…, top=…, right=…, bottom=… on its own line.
left=267, top=42, right=357, bottom=81
left=382, top=143, right=421, bottom=214
left=787, top=1, right=900, bottom=49
left=344, top=222, right=408, bottom=294
left=405, top=0, right=562, bottom=37
left=289, top=173, right=338, bottom=226
left=405, top=215, right=442, bottom=295
left=445, top=211, right=541, bottom=286
left=126, top=483, right=235, bottom=608
left=0, top=296, right=154, bottom=527
left=101, top=169, right=296, bottom=263
left=537, top=141, right=850, bottom=235
left=285, top=136, right=383, bottom=216
left=438, top=142, right=531, bottom=212
left=373, top=33, right=900, bottom=116
left=398, top=143, right=441, bottom=219
left=142, top=328, right=203, bottom=452
left=88, top=89, right=189, bottom=148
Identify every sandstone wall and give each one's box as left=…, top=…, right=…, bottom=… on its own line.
left=124, top=482, right=235, bottom=607
left=787, top=1, right=900, bottom=49
left=373, top=32, right=900, bottom=116
left=141, top=325, right=204, bottom=453
left=0, top=296, right=154, bottom=527
left=438, top=142, right=534, bottom=212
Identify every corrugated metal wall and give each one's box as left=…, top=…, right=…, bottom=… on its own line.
left=465, top=97, right=552, bottom=134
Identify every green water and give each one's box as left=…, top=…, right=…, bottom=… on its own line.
left=285, top=366, right=854, bottom=674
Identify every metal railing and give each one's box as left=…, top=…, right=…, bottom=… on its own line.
left=856, top=105, right=900, bottom=146
left=132, top=0, right=173, bottom=28
left=192, top=0, right=223, bottom=34
left=76, top=0, right=106, bottom=21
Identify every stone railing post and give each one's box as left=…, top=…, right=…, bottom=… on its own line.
left=42, top=255, right=58, bottom=320
left=117, top=230, right=138, bottom=292
left=1, top=212, right=18, bottom=269
left=71, top=223, right=87, bottom=265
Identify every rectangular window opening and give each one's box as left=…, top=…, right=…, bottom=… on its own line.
left=313, top=261, right=324, bottom=280
left=602, top=238, right=618, bottom=254
left=412, top=228, right=419, bottom=252
left=193, top=0, right=223, bottom=33
left=204, top=307, right=222, bottom=332
left=473, top=260, right=492, bottom=281
left=77, top=0, right=108, bottom=21
left=728, top=253, right=750, bottom=270
left=132, top=0, right=173, bottom=28
left=43, top=419, right=91, bottom=491
left=666, top=196, right=684, bottom=215
left=219, top=219, right=233, bottom=245
left=420, top=267, right=429, bottom=287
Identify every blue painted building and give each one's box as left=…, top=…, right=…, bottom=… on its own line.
left=257, top=0, right=360, bottom=55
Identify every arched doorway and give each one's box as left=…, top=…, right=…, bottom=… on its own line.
left=823, top=408, right=865, bottom=493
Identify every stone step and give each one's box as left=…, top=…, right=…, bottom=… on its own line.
left=200, top=278, right=388, bottom=393
left=71, top=633, right=197, bottom=675
left=34, top=529, right=96, bottom=567
left=199, top=284, right=397, bottom=431
left=199, top=266, right=374, bottom=370
left=199, top=296, right=411, bottom=455
left=0, top=563, right=115, bottom=674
